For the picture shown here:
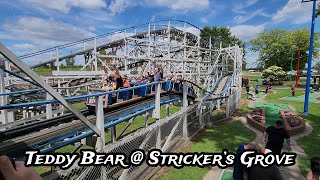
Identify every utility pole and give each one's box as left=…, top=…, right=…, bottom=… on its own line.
left=301, top=0, right=318, bottom=114
left=295, top=47, right=301, bottom=87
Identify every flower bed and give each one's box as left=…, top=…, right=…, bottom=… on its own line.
left=280, top=110, right=305, bottom=136
left=247, top=108, right=266, bottom=132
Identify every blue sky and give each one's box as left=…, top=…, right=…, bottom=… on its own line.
left=0, top=0, right=319, bottom=67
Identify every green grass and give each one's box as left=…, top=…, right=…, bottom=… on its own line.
left=104, top=105, right=181, bottom=143
left=242, top=70, right=262, bottom=76
left=34, top=66, right=83, bottom=76
left=242, top=74, right=261, bottom=87
left=281, top=94, right=319, bottom=103
left=263, top=88, right=320, bottom=176
left=162, top=121, right=256, bottom=180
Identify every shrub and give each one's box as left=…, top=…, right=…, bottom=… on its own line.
left=262, top=66, right=288, bottom=83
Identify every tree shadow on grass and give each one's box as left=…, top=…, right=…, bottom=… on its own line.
left=189, top=121, right=256, bottom=153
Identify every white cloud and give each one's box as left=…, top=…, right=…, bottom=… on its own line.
left=12, top=43, right=36, bottom=50
left=108, top=0, right=209, bottom=15
left=2, top=17, right=95, bottom=47
left=245, top=50, right=259, bottom=68
left=230, top=24, right=266, bottom=42
left=232, top=0, right=259, bottom=14
left=151, top=16, right=156, bottom=22
left=272, top=0, right=316, bottom=24
left=108, top=0, right=137, bottom=15
left=26, top=0, right=106, bottom=13
left=88, top=26, right=96, bottom=31
left=233, top=9, right=271, bottom=24
left=200, top=17, right=208, bottom=23
left=151, top=0, right=209, bottom=10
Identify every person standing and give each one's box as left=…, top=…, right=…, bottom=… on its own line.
left=265, top=83, right=269, bottom=94
left=246, top=85, right=251, bottom=99
left=110, top=60, right=123, bottom=90
left=291, top=86, right=296, bottom=96
left=261, top=120, right=291, bottom=155
left=255, top=85, right=259, bottom=98
left=233, top=141, right=259, bottom=180
left=154, top=66, right=163, bottom=82
left=306, top=157, right=320, bottom=180
left=246, top=85, right=250, bottom=93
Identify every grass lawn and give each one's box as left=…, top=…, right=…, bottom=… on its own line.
left=264, top=88, right=320, bottom=176
left=34, top=66, right=83, bottom=76
left=161, top=119, right=256, bottom=180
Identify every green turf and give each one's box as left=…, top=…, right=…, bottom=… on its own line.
left=253, top=92, right=265, bottom=98
left=281, top=94, right=319, bottom=103
left=254, top=102, right=289, bottom=127
left=221, top=170, right=233, bottom=180
left=257, top=79, right=263, bottom=85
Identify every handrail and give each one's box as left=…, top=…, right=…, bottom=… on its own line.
left=218, top=73, right=235, bottom=96
left=0, top=81, right=101, bottom=96
left=0, top=66, right=39, bottom=86
left=0, top=81, right=189, bottom=110
left=0, top=88, right=43, bottom=96
left=202, top=76, right=223, bottom=100
left=39, top=97, right=181, bottom=153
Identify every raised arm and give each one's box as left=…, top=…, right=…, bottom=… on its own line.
left=111, top=59, right=120, bottom=77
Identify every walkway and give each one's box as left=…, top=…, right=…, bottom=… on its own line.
left=204, top=91, right=313, bottom=180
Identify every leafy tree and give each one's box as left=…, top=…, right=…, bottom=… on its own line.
left=262, top=66, right=288, bottom=82
left=315, top=61, right=320, bottom=74
left=99, top=49, right=106, bottom=55
left=201, top=26, right=245, bottom=49
left=66, top=56, right=75, bottom=68
left=250, top=29, right=320, bottom=71
left=317, top=3, right=320, bottom=17
left=201, top=26, right=246, bottom=69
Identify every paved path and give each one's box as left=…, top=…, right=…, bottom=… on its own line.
left=203, top=90, right=313, bottom=180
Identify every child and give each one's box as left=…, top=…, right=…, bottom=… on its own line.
left=291, top=86, right=295, bottom=96
left=255, top=85, right=259, bottom=98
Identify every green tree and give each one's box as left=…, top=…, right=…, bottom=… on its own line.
left=201, top=26, right=246, bottom=69
left=315, top=61, right=320, bottom=74
left=317, top=3, right=320, bottom=17
left=66, top=56, right=75, bottom=68
left=250, top=29, right=320, bottom=71
left=201, top=26, right=245, bottom=49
